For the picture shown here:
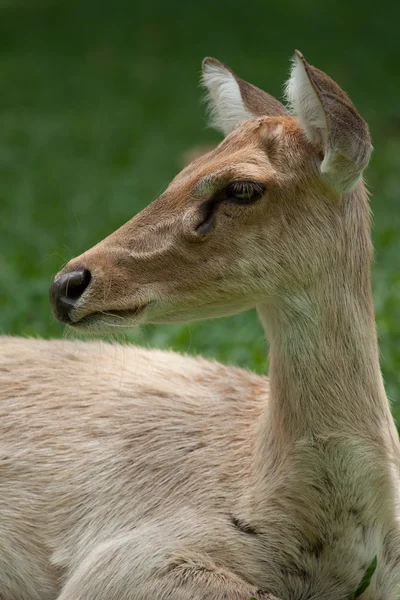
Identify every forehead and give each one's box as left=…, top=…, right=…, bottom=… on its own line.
left=170, top=115, right=305, bottom=193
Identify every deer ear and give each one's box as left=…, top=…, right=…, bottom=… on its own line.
left=202, top=57, right=287, bottom=136
left=285, top=50, right=372, bottom=192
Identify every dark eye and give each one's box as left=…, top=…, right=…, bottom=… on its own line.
left=225, top=180, right=265, bottom=204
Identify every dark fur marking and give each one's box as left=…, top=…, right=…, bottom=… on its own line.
left=301, top=538, right=325, bottom=559
left=281, top=561, right=311, bottom=580
left=230, top=516, right=258, bottom=535
left=186, top=441, right=206, bottom=453
left=348, top=507, right=362, bottom=519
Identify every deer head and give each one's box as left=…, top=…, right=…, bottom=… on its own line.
left=50, top=51, right=372, bottom=331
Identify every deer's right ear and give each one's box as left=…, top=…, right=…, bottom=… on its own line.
left=285, top=50, right=372, bottom=192
left=202, top=57, right=287, bottom=136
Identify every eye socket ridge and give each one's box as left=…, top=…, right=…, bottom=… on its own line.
left=224, top=180, right=266, bottom=204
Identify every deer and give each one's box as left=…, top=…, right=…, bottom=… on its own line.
left=1, top=50, right=399, bottom=600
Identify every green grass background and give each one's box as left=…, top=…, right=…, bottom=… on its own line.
left=0, top=0, right=399, bottom=423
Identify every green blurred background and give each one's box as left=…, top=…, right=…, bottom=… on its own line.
left=0, top=0, right=399, bottom=422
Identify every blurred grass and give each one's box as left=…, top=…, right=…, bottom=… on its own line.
left=0, top=0, right=399, bottom=422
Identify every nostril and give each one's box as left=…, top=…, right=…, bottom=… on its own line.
left=62, top=268, right=91, bottom=300
left=50, top=268, right=92, bottom=324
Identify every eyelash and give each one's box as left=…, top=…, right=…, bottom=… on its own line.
left=224, top=180, right=266, bottom=204
left=195, top=180, right=265, bottom=234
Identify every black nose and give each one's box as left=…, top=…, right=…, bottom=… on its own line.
left=50, top=268, right=92, bottom=324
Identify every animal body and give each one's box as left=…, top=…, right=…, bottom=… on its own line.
left=1, top=51, right=399, bottom=600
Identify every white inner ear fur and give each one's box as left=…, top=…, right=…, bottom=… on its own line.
left=284, top=55, right=327, bottom=149
left=202, top=62, right=253, bottom=136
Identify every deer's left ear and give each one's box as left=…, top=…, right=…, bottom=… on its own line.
left=285, top=50, right=372, bottom=192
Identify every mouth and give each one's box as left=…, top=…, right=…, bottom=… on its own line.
left=70, top=304, right=149, bottom=329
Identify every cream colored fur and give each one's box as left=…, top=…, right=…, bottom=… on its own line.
left=285, top=53, right=327, bottom=147
left=1, top=52, right=399, bottom=600
left=202, top=60, right=253, bottom=135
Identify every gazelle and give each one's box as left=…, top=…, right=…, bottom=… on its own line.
left=1, top=51, right=399, bottom=600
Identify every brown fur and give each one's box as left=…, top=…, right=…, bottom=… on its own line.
left=1, top=53, right=399, bottom=600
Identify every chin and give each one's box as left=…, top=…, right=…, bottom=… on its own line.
left=147, top=298, right=256, bottom=325
left=67, top=305, right=150, bottom=333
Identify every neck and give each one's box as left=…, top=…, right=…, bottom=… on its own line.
left=257, top=187, right=395, bottom=449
